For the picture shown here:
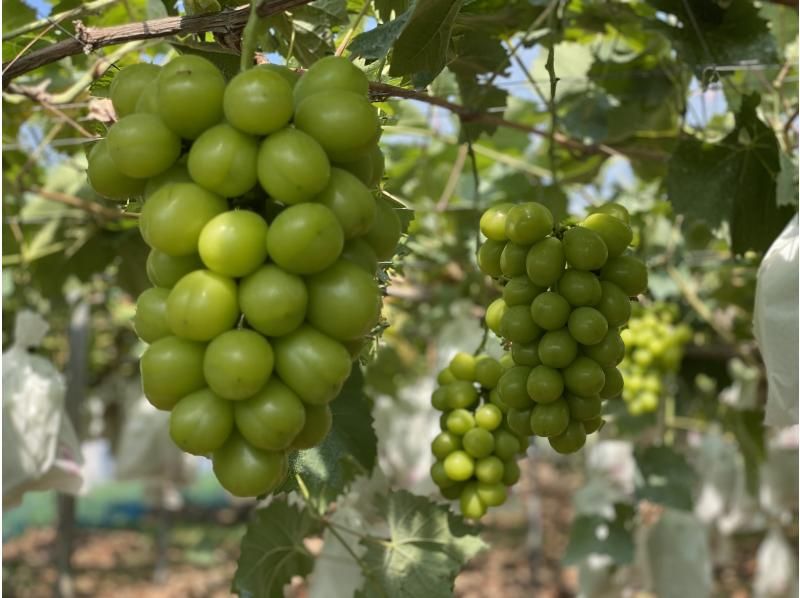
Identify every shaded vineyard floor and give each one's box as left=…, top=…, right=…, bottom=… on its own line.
left=3, top=460, right=767, bottom=598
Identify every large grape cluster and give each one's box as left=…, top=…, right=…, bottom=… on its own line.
left=429, top=352, right=526, bottom=519
left=478, top=202, right=647, bottom=453
left=619, top=303, right=692, bottom=415
left=86, top=55, right=401, bottom=497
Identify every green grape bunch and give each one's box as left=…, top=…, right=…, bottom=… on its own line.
left=430, top=352, right=528, bottom=520
left=619, top=303, right=692, bottom=415
left=477, top=201, right=646, bottom=455
left=86, top=55, right=401, bottom=498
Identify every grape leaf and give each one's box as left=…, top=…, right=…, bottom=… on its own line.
left=388, top=0, right=464, bottom=87
left=348, top=5, right=414, bottom=62
left=354, top=490, right=486, bottom=598
left=279, top=366, right=377, bottom=510
left=232, top=498, right=323, bottom=598
left=563, top=503, right=635, bottom=565
left=667, top=94, right=794, bottom=253
left=634, top=445, right=696, bottom=510
left=454, top=71, right=507, bottom=142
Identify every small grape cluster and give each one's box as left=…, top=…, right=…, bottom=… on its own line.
left=86, top=55, right=401, bottom=497
left=429, top=353, right=526, bottom=520
left=619, top=303, right=692, bottom=415
left=477, top=201, right=647, bottom=455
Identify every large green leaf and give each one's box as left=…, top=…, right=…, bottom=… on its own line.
left=349, top=5, right=414, bottom=62
left=232, top=498, right=323, bottom=598
left=667, top=94, right=794, bottom=253
left=354, top=490, right=486, bottom=598
left=278, top=366, right=377, bottom=510
left=634, top=445, right=696, bottom=510
left=388, top=0, right=464, bottom=87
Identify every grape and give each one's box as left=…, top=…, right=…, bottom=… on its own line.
left=511, top=342, right=541, bottom=367
left=446, top=409, right=476, bottom=435
left=266, top=203, right=344, bottom=275
left=583, top=329, right=625, bottom=367
left=314, top=168, right=376, bottom=239
left=166, top=270, right=239, bottom=341
left=562, top=226, right=608, bottom=271
left=291, top=404, right=332, bottom=449
left=475, top=456, right=504, bottom=484
left=362, top=198, right=402, bottom=261
left=146, top=250, right=202, bottom=289
left=500, top=305, right=542, bottom=344
left=497, top=366, right=533, bottom=409
left=144, top=161, right=192, bottom=199
left=450, top=352, right=477, bottom=381
left=432, top=432, right=462, bottom=459
left=581, top=213, right=633, bottom=258
left=485, top=298, right=508, bottom=336
left=568, top=307, right=608, bottom=346
left=213, top=433, right=287, bottom=497
left=234, top=378, right=307, bottom=451
left=293, top=55, right=368, bottom=105
left=595, top=281, right=632, bottom=327
left=600, top=255, right=648, bottom=296
left=431, top=387, right=450, bottom=410
left=566, top=393, right=602, bottom=421
left=502, top=460, right=521, bottom=485
left=527, top=365, right=564, bottom=404
left=203, top=329, right=274, bottom=400
left=341, top=238, right=379, bottom=274
left=188, top=123, right=259, bottom=197
left=549, top=421, right=587, bottom=454
left=476, top=482, right=507, bottom=507
left=157, top=55, right=225, bottom=139
left=591, top=202, right=630, bottom=224
left=444, top=450, right=475, bottom=481
left=107, top=113, right=181, bottom=178
left=506, top=408, right=533, bottom=437
left=480, top=202, right=515, bottom=241
left=460, top=483, right=487, bottom=519
left=223, top=66, right=294, bottom=135
left=430, top=461, right=455, bottom=488
left=526, top=237, right=565, bottom=287
left=503, top=276, right=542, bottom=306
left=140, top=336, right=206, bottom=410
left=169, top=388, right=233, bottom=455
left=334, top=144, right=383, bottom=188
left=474, top=356, right=502, bottom=389
left=257, top=128, right=331, bottom=204
left=474, top=404, right=503, bottom=430
left=557, top=269, right=602, bottom=307
left=537, top=329, right=578, bottom=369
left=198, top=210, right=268, bottom=277
left=563, top=356, right=606, bottom=397
left=239, top=265, right=307, bottom=337
left=110, top=63, right=161, bottom=118
left=583, top=417, right=604, bottom=434
left=133, top=287, right=171, bottom=343
left=530, top=292, right=571, bottom=330
left=600, top=366, right=624, bottom=399
left=87, top=139, right=146, bottom=199
left=437, top=368, right=456, bottom=385
left=447, top=381, right=479, bottom=409
left=530, top=400, right=569, bottom=437
left=463, top=428, right=495, bottom=459
left=505, top=202, right=553, bottom=245
left=500, top=242, right=529, bottom=278
left=493, top=429, right=521, bottom=460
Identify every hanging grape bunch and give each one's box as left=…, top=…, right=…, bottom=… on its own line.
left=86, top=55, right=401, bottom=497
left=477, top=201, right=647, bottom=454
left=619, top=303, right=692, bottom=415
left=430, top=352, right=527, bottom=520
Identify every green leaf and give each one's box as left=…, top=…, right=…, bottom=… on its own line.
left=389, top=0, right=464, bottom=87
left=563, top=504, right=635, bottom=565
left=634, top=445, right=696, bottom=510
left=666, top=94, right=794, bottom=253
left=454, top=72, right=507, bottom=142
left=232, top=498, right=323, bottom=598
left=3, top=0, right=37, bottom=34
left=349, top=6, right=414, bottom=62
left=354, top=490, right=486, bottom=598
left=449, top=31, right=509, bottom=76
left=279, top=366, right=377, bottom=509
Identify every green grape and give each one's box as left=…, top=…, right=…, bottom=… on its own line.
left=566, top=393, right=602, bottom=421
left=489, top=389, right=509, bottom=413
left=295, top=91, right=379, bottom=161
left=460, top=483, right=487, bottom=519
left=107, top=114, right=181, bottom=178
left=480, top=202, right=515, bottom=241
left=144, top=161, right=192, bottom=199
left=441, top=483, right=466, bottom=500
left=568, top=307, right=609, bottom=346
left=198, top=210, right=268, bottom=278
left=313, top=168, right=376, bottom=239
left=600, top=366, right=624, bottom=398
left=511, top=341, right=541, bottom=367
left=450, top=352, right=477, bottom=381
left=188, top=123, right=259, bottom=197
left=257, top=128, right=331, bottom=204
left=564, top=357, right=606, bottom=397
left=485, top=298, right=508, bottom=336
left=437, top=368, right=456, bottom=385
left=133, top=287, right=171, bottom=343
left=239, top=265, right=307, bottom=337
left=203, top=329, right=274, bottom=400
left=505, top=202, right=553, bottom=245
left=595, top=281, right=632, bottom=327
left=87, top=139, right=146, bottom=199
left=291, top=404, right=332, bottom=449
left=157, top=55, right=225, bottom=139
left=475, top=456, right=504, bottom=484
left=293, top=55, right=368, bottom=105
left=562, top=226, right=608, bottom=271
left=493, top=429, right=521, bottom=460
left=583, top=417, right=604, bottom=434
left=447, top=380, right=479, bottom=409
left=446, top=409, right=476, bottom=436
left=502, top=459, right=521, bottom=485
left=140, top=336, right=206, bottom=411
left=444, top=450, right=475, bottom=481
left=234, top=378, right=306, bottom=451
left=537, top=329, right=578, bottom=369
left=109, top=63, right=161, bottom=118
left=503, top=276, right=543, bottom=306
left=431, top=387, right=450, bottom=411
left=500, top=242, right=529, bottom=278
left=341, top=238, right=378, bottom=274
left=432, top=431, right=462, bottom=460
left=581, top=213, right=633, bottom=258
left=430, top=461, right=456, bottom=488
left=530, top=399, right=569, bottom=437
left=530, top=292, right=571, bottom=330
left=463, top=427, right=495, bottom=459
left=591, top=202, right=630, bottom=224
left=478, top=240, right=505, bottom=278
left=213, top=434, right=287, bottom=497
left=506, top=408, right=533, bottom=437
left=476, top=482, right=507, bottom=507
left=526, top=365, right=564, bottom=404
left=166, top=270, right=239, bottom=341
left=526, top=237, right=566, bottom=287
left=500, top=305, right=542, bottom=344
left=600, top=255, right=648, bottom=296
left=557, top=269, right=602, bottom=307
left=474, top=356, right=502, bottom=389
left=266, top=203, right=344, bottom=275
left=497, top=366, right=533, bottom=410
left=223, top=66, right=293, bottom=135
left=583, top=329, right=625, bottom=367
left=169, top=388, right=233, bottom=455
left=475, top=404, right=503, bottom=431
left=549, top=421, right=587, bottom=454
left=362, top=197, right=402, bottom=261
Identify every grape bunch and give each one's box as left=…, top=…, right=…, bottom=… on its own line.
left=429, top=352, right=527, bottom=519
left=619, top=303, right=692, bottom=415
left=86, top=55, right=402, bottom=497
left=477, top=201, right=647, bottom=454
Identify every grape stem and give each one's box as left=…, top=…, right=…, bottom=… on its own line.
left=239, top=2, right=267, bottom=73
